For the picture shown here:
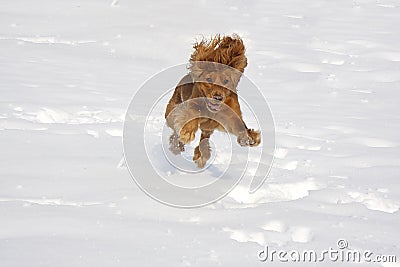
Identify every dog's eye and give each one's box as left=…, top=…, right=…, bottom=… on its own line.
left=206, top=77, right=212, bottom=83
left=223, top=79, right=229, bottom=84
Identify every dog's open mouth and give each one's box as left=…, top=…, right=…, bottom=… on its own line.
left=206, top=99, right=222, bottom=112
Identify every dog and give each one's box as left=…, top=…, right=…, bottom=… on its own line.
left=165, top=34, right=261, bottom=168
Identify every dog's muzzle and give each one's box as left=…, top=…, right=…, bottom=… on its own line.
left=206, top=97, right=222, bottom=111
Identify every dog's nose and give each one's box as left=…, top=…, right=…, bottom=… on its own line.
left=212, top=95, right=223, bottom=102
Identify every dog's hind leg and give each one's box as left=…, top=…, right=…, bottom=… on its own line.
left=193, top=130, right=213, bottom=168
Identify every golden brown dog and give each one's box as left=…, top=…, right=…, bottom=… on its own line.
left=165, top=34, right=261, bottom=168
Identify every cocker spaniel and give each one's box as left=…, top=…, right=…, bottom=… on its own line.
left=165, top=34, right=261, bottom=168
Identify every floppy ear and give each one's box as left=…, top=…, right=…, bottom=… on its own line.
left=225, top=36, right=248, bottom=73
left=189, top=63, right=203, bottom=81
left=189, top=36, right=221, bottom=80
left=229, top=70, right=242, bottom=88
left=189, top=34, right=247, bottom=77
left=229, top=54, right=247, bottom=73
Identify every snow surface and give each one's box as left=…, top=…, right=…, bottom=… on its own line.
left=0, top=0, right=399, bottom=266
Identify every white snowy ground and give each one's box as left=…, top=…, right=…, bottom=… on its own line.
left=1, top=0, right=399, bottom=266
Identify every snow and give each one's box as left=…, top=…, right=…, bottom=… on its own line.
left=0, top=0, right=399, bottom=266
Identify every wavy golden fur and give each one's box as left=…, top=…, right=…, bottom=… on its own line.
left=165, top=34, right=260, bottom=168
left=190, top=34, right=248, bottom=73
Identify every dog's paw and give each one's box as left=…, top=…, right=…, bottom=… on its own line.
left=169, top=133, right=185, bottom=155
left=194, top=156, right=207, bottom=169
left=193, top=141, right=211, bottom=168
left=237, top=132, right=249, bottom=147
left=193, top=152, right=210, bottom=169
left=237, top=129, right=261, bottom=147
left=247, top=129, right=261, bottom=147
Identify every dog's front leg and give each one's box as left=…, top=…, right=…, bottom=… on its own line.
left=237, top=128, right=261, bottom=147
left=172, top=102, right=200, bottom=145
left=179, top=118, right=198, bottom=144
left=227, top=117, right=261, bottom=147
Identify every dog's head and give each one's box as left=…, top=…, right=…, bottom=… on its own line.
left=194, top=64, right=241, bottom=111
left=189, top=35, right=247, bottom=112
